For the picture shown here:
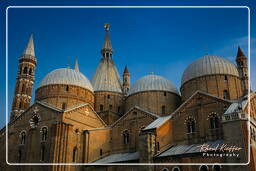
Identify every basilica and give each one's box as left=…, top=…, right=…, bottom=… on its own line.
left=0, top=24, right=256, bottom=171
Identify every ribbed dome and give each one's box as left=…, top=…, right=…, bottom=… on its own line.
left=128, top=74, right=179, bottom=96
left=39, top=68, right=94, bottom=92
left=182, top=55, right=239, bottom=85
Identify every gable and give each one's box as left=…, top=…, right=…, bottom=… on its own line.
left=172, top=91, right=231, bottom=118
left=111, top=106, right=159, bottom=128
left=63, top=104, right=106, bottom=129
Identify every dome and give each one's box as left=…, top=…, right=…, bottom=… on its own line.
left=39, top=68, right=94, bottom=92
left=128, top=74, right=179, bottom=96
left=181, top=55, right=239, bottom=85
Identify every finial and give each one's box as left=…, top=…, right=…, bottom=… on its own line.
left=205, top=45, right=209, bottom=55
left=104, top=23, right=110, bottom=31
left=74, top=57, right=79, bottom=71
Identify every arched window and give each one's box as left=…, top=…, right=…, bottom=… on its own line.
left=40, top=145, right=45, bottom=161
left=62, top=103, right=67, bottom=110
left=172, top=167, right=181, bottom=171
left=161, top=168, right=169, bottom=171
left=118, top=106, right=121, bottom=113
left=164, top=92, right=167, bottom=96
left=23, top=67, right=28, bottom=74
left=41, top=127, right=48, bottom=142
left=29, top=68, right=33, bottom=75
left=20, top=131, right=26, bottom=145
left=72, top=146, right=77, bottom=162
left=223, top=90, right=229, bottom=99
left=123, top=130, right=129, bottom=144
left=107, top=95, right=110, bottom=99
left=186, top=118, right=195, bottom=133
left=66, top=86, right=69, bottom=91
left=199, top=165, right=209, bottom=171
left=209, top=114, right=219, bottom=129
left=212, top=165, right=221, bottom=171
left=100, top=104, right=103, bottom=112
left=162, top=105, right=166, bottom=114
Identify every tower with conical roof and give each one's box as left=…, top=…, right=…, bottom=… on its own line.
left=236, top=46, right=248, bottom=95
left=123, top=66, right=130, bottom=94
left=11, top=35, right=37, bottom=120
left=91, top=24, right=124, bottom=125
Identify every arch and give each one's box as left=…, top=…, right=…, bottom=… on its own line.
left=199, top=165, right=209, bottom=171
left=212, top=165, right=221, bottom=171
left=123, top=130, right=129, bottom=144
left=172, top=167, right=181, bottom=171
left=161, top=168, right=169, bottom=171
left=109, top=104, right=113, bottom=111
left=100, top=149, right=103, bottom=156
left=41, top=126, right=48, bottom=142
left=208, top=113, right=219, bottom=129
left=66, top=85, right=69, bottom=91
left=29, top=68, right=33, bottom=75
left=19, top=131, right=26, bottom=145
left=23, top=66, right=28, bottom=74
left=185, top=117, right=195, bottom=133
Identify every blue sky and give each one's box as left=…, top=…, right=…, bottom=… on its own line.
left=0, top=0, right=256, bottom=128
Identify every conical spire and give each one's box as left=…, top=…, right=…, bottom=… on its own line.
left=124, top=65, right=129, bottom=74
left=101, top=24, right=113, bottom=58
left=74, top=57, right=79, bottom=71
left=236, top=46, right=246, bottom=58
left=23, top=34, right=35, bottom=56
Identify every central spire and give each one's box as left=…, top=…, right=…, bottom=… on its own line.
left=101, top=23, right=113, bottom=58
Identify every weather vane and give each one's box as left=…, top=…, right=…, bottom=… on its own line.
left=104, top=23, right=110, bottom=31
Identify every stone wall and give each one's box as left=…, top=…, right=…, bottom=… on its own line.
left=36, top=84, right=94, bottom=109
left=125, top=91, right=181, bottom=116
left=180, top=75, right=243, bottom=101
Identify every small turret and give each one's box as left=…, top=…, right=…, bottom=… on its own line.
left=101, top=23, right=113, bottom=59
left=123, top=66, right=130, bottom=94
left=236, top=46, right=248, bottom=95
left=74, top=57, right=79, bottom=71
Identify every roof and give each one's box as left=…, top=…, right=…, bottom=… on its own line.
left=93, top=152, right=139, bottom=163
left=181, top=55, right=239, bottom=85
left=23, top=34, right=35, bottom=56
left=124, top=66, right=129, bottom=74
left=39, top=68, right=94, bottom=92
left=224, top=96, right=248, bottom=115
left=128, top=74, right=179, bottom=96
left=91, top=59, right=123, bottom=93
left=156, top=140, right=224, bottom=158
left=237, top=46, right=246, bottom=57
left=143, top=115, right=171, bottom=131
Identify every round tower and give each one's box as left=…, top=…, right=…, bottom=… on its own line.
left=11, top=35, right=37, bottom=120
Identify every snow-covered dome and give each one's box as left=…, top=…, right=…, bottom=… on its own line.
left=39, top=68, right=94, bottom=92
left=128, top=74, right=179, bottom=96
left=182, top=55, right=239, bottom=85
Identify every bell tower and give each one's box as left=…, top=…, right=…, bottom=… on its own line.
left=11, top=35, right=37, bottom=120
left=123, top=66, right=130, bottom=94
left=236, top=46, right=248, bottom=95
